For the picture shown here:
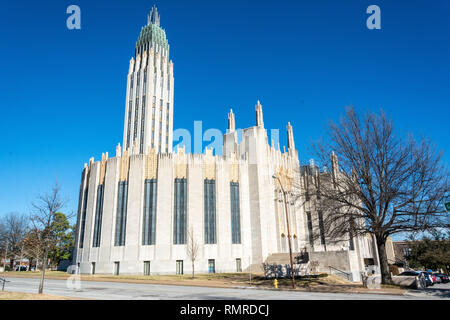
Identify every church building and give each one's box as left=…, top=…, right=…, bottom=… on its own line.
left=72, top=6, right=378, bottom=281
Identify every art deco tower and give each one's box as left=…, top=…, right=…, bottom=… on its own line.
left=122, top=6, right=174, bottom=154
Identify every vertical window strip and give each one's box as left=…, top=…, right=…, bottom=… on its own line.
left=114, top=182, right=123, bottom=246
left=115, top=181, right=128, bottom=246
left=204, top=180, right=209, bottom=243
left=150, top=179, right=157, bottom=244
left=181, top=178, right=187, bottom=244
left=173, top=178, right=187, bottom=244
left=174, top=178, right=180, bottom=243
left=318, top=211, right=326, bottom=246
left=306, top=211, right=314, bottom=248
left=349, top=218, right=355, bottom=250
left=204, top=179, right=216, bottom=244
left=142, top=180, right=150, bottom=245
left=142, top=179, right=157, bottom=245
left=230, top=182, right=241, bottom=244
left=121, top=181, right=128, bottom=245
left=235, top=182, right=241, bottom=243
left=93, top=184, right=104, bottom=247
left=349, top=230, right=355, bottom=250
left=79, top=186, right=89, bottom=248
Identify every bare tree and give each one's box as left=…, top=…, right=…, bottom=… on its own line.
left=30, top=182, right=65, bottom=294
left=0, top=221, right=7, bottom=270
left=0, top=212, right=29, bottom=269
left=22, top=228, right=45, bottom=271
left=186, top=227, right=199, bottom=279
left=312, top=106, right=449, bottom=284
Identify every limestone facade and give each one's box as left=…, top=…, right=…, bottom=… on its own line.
left=72, top=7, right=378, bottom=280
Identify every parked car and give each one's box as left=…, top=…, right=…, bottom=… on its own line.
left=14, top=266, right=27, bottom=271
left=428, top=272, right=437, bottom=284
left=433, top=273, right=449, bottom=283
left=399, top=271, right=434, bottom=287
left=434, top=274, right=442, bottom=283
left=418, top=271, right=435, bottom=286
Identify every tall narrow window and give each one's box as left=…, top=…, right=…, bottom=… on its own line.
left=115, top=181, right=128, bottom=246
left=142, top=179, right=157, bottom=245
left=204, top=179, right=216, bottom=244
left=143, top=261, right=150, bottom=275
left=140, top=98, right=146, bottom=154
left=79, top=186, right=89, bottom=248
left=134, top=98, right=139, bottom=140
left=306, top=211, right=314, bottom=248
left=173, top=178, right=187, bottom=244
left=208, top=259, right=215, bottom=273
left=349, top=230, right=355, bottom=250
left=236, top=258, right=242, bottom=272
left=349, top=218, right=355, bottom=250
left=143, top=68, right=147, bottom=94
left=318, top=210, right=326, bottom=247
left=176, top=260, right=183, bottom=274
left=92, top=184, right=104, bottom=247
left=127, top=100, right=132, bottom=149
left=230, top=182, right=241, bottom=244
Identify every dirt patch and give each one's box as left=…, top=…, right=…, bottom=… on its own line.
left=0, top=291, right=73, bottom=300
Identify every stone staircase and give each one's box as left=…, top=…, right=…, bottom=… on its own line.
left=263, top=253, right=313, bottom=278
left=241, top=253, right=300, bottom=273
left=265, top=253, right=299, bottom=265
left=242, top=253, right=313, bottom=275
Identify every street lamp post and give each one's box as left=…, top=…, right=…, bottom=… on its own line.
left=273, top=174, right=296, bottom=289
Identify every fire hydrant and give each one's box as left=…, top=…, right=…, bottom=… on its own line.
left=274, top=279, right=278, bottom=289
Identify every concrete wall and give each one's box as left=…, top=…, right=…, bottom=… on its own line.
left=310, top=251, right=351, bottom=273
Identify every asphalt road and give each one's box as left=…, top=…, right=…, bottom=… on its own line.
left=2, top=276, right=449, bottom=300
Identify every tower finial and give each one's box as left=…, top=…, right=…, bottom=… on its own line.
left=147, top=5, right=160, bottom=26
left=287, top=122, right=295, bottom=153
left=255, top=100, right=264, bottom=127
left=228, top=109, right=235, bottom=132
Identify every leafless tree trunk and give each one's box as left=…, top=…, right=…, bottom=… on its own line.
left=186, top=227, right=199, bottom=279
left=30, top=182, right=65, bottom=294
left=311, top=106, right=449, bottom=284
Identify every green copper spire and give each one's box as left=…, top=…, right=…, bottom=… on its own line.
left=136, top=6, right=169, bottom=55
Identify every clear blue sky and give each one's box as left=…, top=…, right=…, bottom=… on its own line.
left=1, top=0, right=449, bottom=237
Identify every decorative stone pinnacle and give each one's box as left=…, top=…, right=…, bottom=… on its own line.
left=147, top=5, right=161, bottom=26
left=255, top=100, right=264, bottom=127
left=228, top=109, right=235, bottom=132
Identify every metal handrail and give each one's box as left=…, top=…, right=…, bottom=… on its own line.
left=329, top=266, right=351, bottom=280
left=0, top=278, right=10, bottom=291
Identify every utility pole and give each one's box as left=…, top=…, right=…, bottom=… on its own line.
left=273, top=174, right=296, bottom=289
